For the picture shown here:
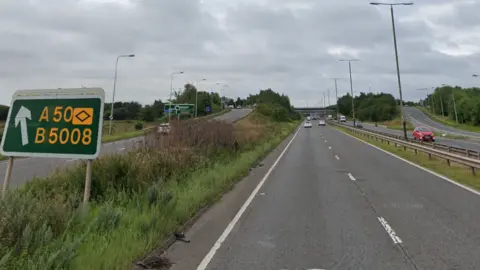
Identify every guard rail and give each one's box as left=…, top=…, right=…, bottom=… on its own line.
left=328, top=121, right=480, bottom=175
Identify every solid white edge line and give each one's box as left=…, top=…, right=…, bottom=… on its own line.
left=348, top=173, right=356, bottom=181
left=332, top=127, right=480, bottom=197
left=196, top=126, right=302, bottom=270
left=378, top=216, right=402, bottom=244
left=335, top=155, right=340, bottom=160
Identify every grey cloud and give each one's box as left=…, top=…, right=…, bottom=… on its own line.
left=0, top=0, right=479, bottom=107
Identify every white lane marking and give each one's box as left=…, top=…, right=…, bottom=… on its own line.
left=67, top=159, right=78, bottom=162
left=328, top=146, right=332, bottom=150
left=196, top=126, right=301, bottom=270
left=348, top=173, right=356, bottom=181
left=334, top=127, right=480, bottom=197
left=118, top=148, right=125, bottom=151
left=335, top=155, right=340, bottom=160
left=324, top=140, right=327, bottom=143
left=378, top=217, right=402, bottom=244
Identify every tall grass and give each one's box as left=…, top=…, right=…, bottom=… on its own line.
left=0, top=113, right=297, bottom=269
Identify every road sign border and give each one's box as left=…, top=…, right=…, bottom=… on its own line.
left=0, top=88, right=105, bottom=159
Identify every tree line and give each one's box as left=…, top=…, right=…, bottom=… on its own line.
left=248, top=88, right=301, bottom=121
left=0, top=84, right=250, bottom=122
left=337, top=92, right=398, bottom=122
left=423, top=85, right=480, bottom=125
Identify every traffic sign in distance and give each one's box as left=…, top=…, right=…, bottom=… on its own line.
left=0, top=88, right=105, bottom=159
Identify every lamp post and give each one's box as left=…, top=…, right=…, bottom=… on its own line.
left=339, top=59, right=359, bottom=127
left=330, top=78, right=345, bottom=122
left=169, top=71, right=184, bottom=122
left=195, top=78, right=207, bottom=117
left=108, top=54, right=135, bottom=135
left=370, top=1, right=413, bottom=140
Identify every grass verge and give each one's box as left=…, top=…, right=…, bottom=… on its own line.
left=334, top=125, right=480, bottom=191
left=417, top=107, right=480, bottom=133
left=0, top=112, right=299, bottom=269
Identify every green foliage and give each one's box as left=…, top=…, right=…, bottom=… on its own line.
left=250, top=89, right=300, bottom=121
left=134, top=122, right=144, bottom=131
left=423, top=85, right=480, bottom=125
left=338, top=92, right=397, bottom=122
left=0, top=105, right=8, bottom=121
left=173, top=84, right=224, bottom=115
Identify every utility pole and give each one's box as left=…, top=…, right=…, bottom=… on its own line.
left=452, top=90, right=459, bottom=124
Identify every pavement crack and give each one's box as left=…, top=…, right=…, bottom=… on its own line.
left=351, top=179, right=420, bottom=270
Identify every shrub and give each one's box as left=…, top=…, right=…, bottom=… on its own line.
left=134, top=122, right=144, bottom=131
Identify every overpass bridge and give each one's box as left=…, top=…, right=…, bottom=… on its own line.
left=293, top=107, right=336, bottom=117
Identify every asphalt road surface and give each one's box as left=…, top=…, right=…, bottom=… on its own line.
left=404, top=107, right=480, bottom=138
left=164, top=123, right=480, bottom=270
left=0, top=109, right=251, bottom=189
left=344, top=120, right=480, bottom=153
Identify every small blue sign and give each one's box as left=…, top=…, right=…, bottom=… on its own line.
left=206, top=106, right=211, bottom=112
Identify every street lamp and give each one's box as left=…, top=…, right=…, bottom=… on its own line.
left=109, top=54, right=135, bottom=135
left=330, top=78, right=345, bottom=122
left=442, top=83, right=459, bottom=124
left=370, top=1, right=413, bottom=140
left=339, top=59, right=359, bottom=127
left=221, top=84, right=229, bottom=109
left=169, top=71, right=184, bottom=122
left=195, top=78, right=207, bottom=117
left=416, top=87, right=435, bottom=113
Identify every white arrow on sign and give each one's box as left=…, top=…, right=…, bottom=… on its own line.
left=15, top=106, right=32, bottom=146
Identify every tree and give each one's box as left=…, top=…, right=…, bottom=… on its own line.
left=140, top=105, right=155, bottom=122
left=0, top=105, right=9, bottom=121
left=337, top=92, right=397, bottom=122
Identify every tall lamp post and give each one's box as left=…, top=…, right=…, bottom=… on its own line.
left=331, top=78, right=345, bottom=122
left=339, top=59, right=359, bottom=127
left=169, top=71, right=184, bottom=122
left=371, top=1, right=413, bottom=140
left=195, top=78, right=207, bottom=117
left=221, top=84, right=229, bottom=109
left=109, top=54, right=135, bottom=135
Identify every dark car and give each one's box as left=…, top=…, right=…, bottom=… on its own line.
left=355, top=122, right=363, bottom=128
left=413, top=126, right=435, bottom=142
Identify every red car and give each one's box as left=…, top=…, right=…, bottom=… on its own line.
left=413, top=126, right=435, bottom=142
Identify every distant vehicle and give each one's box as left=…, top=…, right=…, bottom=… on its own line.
left=236, top=105, right=242, bottom=109
left=327, top=115, right=333, bottom=120
left=413, top=126, right=435, bottom=142
left=158, top=123, right=171, bottom=134
left=306, top=116, right=311, bottom=121
left=355, top=122, right=363, bottom=128
left=228, top=105, right=234, bottom=109
left=318, top=120, right=326, bottom=126
left=340, top=116, right=346, bottom=122
left=312, top=116, right=318, bottom=120
left=304, top=121, right=312, bottom=128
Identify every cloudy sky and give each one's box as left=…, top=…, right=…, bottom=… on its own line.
left=1, top=0, right=480, bottom=107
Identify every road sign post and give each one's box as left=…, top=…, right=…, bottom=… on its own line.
left=2, top=157, right=14, bottom=198
left=0, top=88, right=105, bottom=202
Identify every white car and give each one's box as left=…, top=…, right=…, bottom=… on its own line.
left=318, top=120, right=326, bottom=126
left=340, top=116, right=346, bottom=122
left=304, top=121, right=312, bottom=128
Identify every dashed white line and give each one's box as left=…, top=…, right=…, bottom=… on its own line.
left=118, top=148, right=126, bottom=151
left=328, top=146, right=332, bottom=150
left=196, top=126, right=302, bottom=270
left=378, top=217, right=402, bottom=244
left=347, top=173, right=356, bottom=181
left=335, top=155, right=340, bottom=160
left=324, top=140, right=327, bottom=143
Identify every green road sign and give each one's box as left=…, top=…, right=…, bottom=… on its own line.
left=164, top=104, right=194, bottom=115
left=0, top=88, right=105, bottom=159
